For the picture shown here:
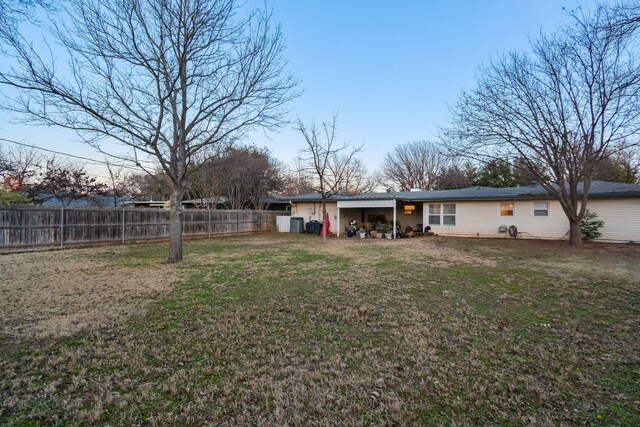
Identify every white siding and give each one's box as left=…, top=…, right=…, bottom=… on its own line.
left=291, top=201, right=345, bottom=234
left=423, top=200, right=570, bottom=239
left=396, top=209, right=422, bottom=231
left=587, top=199, right=640, bottom=243
left=422, top=198, right=640, bottom=243
left=292, top=202, right=334, bottom=222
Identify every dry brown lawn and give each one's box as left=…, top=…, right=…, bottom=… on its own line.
left=0, top=248, right=179, bottom=340
left=1, top=234, right=639, bottom=426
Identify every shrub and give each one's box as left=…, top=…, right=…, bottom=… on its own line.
left=0, top=189, right=31, bottom=206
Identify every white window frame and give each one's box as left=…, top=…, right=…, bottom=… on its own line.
left=499, top=201, right=515, bottom=217
left=533, top=201, right=549, bottom=217
left=428, top=203, right=441, bottom=226
left=443, top=203, right=456, bottom=226
left=428, top=203, right=457, bottom=227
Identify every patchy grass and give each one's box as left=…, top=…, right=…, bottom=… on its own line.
left=1, top=234, right=639, bottom=425
left=0, top=246, right=178, bottom=340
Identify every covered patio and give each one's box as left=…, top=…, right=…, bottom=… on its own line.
left=336, top=198, right=424, bottom=238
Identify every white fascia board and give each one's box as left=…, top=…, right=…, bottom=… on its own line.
left=337, top=199, right=396, bottom=208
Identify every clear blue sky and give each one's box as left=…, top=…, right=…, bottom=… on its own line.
left=0, top=0, right=603, bottom=179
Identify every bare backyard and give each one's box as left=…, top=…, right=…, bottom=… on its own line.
left=1, top=234, right=639, bottom=425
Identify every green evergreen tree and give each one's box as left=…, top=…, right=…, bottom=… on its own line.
left=580, top=210, right=604, bottom=241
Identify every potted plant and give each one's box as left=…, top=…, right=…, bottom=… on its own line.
left=357, top=227, right=366, bottom=238
left=383, top=223, right=393, bottom=239
left=345, top=219, right=358, bottom=237
left=375, top=223, right=387, bottom=239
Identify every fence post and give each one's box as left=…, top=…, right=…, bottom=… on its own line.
left=208, top=208, right=211, bottom=238
left=122, top=207, right=126, bottom=244
left=236, top=210, right=239, bottom=236
left=60, top=206, right=64, bottom=248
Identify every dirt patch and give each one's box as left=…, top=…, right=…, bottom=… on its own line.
left=0, top=247, right=180, bottom=341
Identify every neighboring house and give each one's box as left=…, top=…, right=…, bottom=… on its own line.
left=128, top=196, right=291, bottom=210
left=261, top=196, right=293, bottom=211
left=128, top=199, right=201, bottom=209
left=287, top=181, right=640, bottom=243
left=39, top=195, right=133, bottom=207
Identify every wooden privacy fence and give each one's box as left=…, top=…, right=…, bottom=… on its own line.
left=0, top=205, right=290, bottom=248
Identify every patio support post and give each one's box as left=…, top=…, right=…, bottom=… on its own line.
left=393, top=199, right=397, bottom=239
left=336, top=206, right=340, bottom=237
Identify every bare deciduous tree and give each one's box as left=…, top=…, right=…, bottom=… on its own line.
left=443, top=5, right=640, bottom=246
left=281, top=156, right=315, bottom=196
left=104, top=160, right=133, bottom=207
left=381, top=140, right=449, bottom=191
left=28, top=159, right=106, bottom=205
left=0, top=0, right=298, bottom=262
left=129, top=170, right=173, bottom=201
left=327, top=155, right=377, bottom=194
left=0, top=142, right=42, bottom=186
left=296, top=113, right=362, bottom=243
left=196, top=147, right=283, bottom=210
left=184, top=145, right=229, bottom=209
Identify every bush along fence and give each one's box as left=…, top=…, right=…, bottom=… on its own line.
left=0, top=205, right=290, bottom=248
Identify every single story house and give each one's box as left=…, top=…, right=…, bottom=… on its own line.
left=286, top=181, right=640, bottom=243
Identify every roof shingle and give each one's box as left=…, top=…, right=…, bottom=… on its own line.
left=284, top=181, right=640, bottom=203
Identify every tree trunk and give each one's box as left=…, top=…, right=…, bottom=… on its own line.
left=568, top=217, right=582, bottom=247
left=168, top=187, right=184, bottom=263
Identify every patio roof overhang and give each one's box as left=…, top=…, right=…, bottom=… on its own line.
left=337, top=199, right=396, bottom=208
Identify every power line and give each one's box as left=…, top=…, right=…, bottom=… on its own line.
left=0, top=137, right=156, bottom=171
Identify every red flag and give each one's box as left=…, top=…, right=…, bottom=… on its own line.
left=323, top=212, right=331, bottom=237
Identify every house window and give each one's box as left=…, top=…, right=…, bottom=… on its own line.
left=443, top=203, right=456, bottom=225
left=429, top=203, right=457, bottom=226
left=533, top=202, right=549, bottom=216
left=500, top=202, right=515, bottom=216
left=428, top=204, right=441, bottom=225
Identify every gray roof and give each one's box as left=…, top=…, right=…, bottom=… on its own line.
left=285, top=192, right=351, bottom=203
left=342, top=186, right=552, bottom=202
left=415, top=181, right=640, bottom=201
left=286, top=181, right=640, bottom=203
